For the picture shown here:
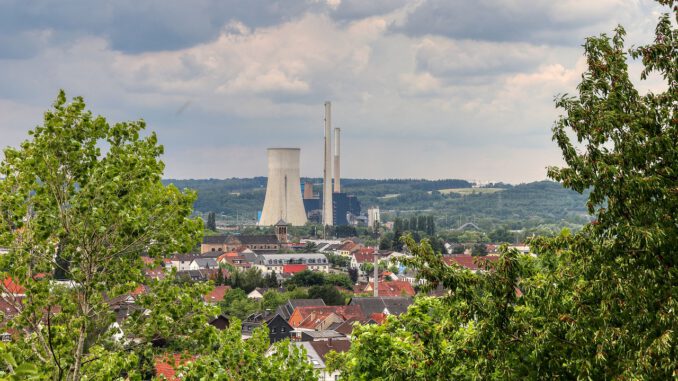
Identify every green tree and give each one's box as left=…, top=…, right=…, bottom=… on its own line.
left=229, top=267, right=266, bottom=293
left=329, top=3, right=678, bottom=379
left=0, top=91, right=202, bottom=380
left=307, top=284, right=345, bottom=306
left=206, top=211, right=217, bottom=231
left=180, top=321, right=317, bottom=380
left=471, top=242, right=488, bottom=256
left=219, top=288, right=259, bottom=320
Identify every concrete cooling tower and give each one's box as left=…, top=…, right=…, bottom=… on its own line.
left=259, top=148, right=308, bottom=226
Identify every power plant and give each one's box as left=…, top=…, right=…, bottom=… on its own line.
left=322, top=101, right=333, bottom=226
left=258, top=148, right=308, bottom=226
left=259, top=102, right=362, bottom=228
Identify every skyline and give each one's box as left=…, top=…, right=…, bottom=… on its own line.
left=0, top=0, right=667, bottom=183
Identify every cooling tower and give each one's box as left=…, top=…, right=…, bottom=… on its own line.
left=259, top=148, right=308, bottom=226
left=323, top=102, right=333, bottom=226
left=334, top=127, right=341, bottom=193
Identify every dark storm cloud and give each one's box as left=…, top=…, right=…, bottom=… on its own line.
left=0, top=0, right=325, bottom=55
left=393, top=0, right=629, bottom=45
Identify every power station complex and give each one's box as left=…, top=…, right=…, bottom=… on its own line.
left=258, top=102, right=361, bottom=227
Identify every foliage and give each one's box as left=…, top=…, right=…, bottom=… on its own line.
left=331, top=4, right=678, bottom=379
left=228, top=267, right=266, bottom=293
left=219, top=288, right=260, bottom=320
left=471, top=243, right=488, bottom=256
left=0, top=91, right=202, bottom=381
left=307, top=284, right=346, bottom=306
left=284, top=270, right=353, bottom=291
left=326, top=253, right=351, bottom=268
left=180, top=321, right=317, bottom=380
left=206, top=211, right=217, bottom=231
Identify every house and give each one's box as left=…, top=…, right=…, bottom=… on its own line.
left=188, top=257, right=218, bottom=270
left=348, top=296, right=413, bottom=317
left=349, top=252, right=374, bottom=270
left=154, top=354, right=196, bottom=381
left=204, top=285, right=230, bottom=304
left=208, top=314, right=230, bottom=330
left=168, top=254, right=198, bottom=271
left=296, top=329, right=348, bottom=342
left=334, top=241, right=360, bottom=257
left=442, top=255, right=499, bottom=272
left=217, top=252, right=251, bottom=269
left=291, top=340, right=351, bottom=381
left=276, top=299, right=326, bottom=320
left=201, top=229, right=287, bottom=254
left=247, top=288, right=265, bottom=300
left=241, top=312, right=293, bottom=344
left=288, top=306, right=364, bottom=330
left=354, top=281, right=416, bottom=297
left=254, top=253, right=329, bottom=275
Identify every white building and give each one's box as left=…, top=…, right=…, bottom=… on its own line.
left=254, top=253, right=330, bottom=275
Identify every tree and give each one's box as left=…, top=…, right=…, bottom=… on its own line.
left=329, top=3, right=677, bottom=379
left=229, top=267, right=266, bottom=293
left=206, top=211, right=217, bottom=231
left=308, top=285, right=345, bottom=306
left=219, top=288, right=259, bottom=320
left=347, top=267, right=359, bottom=284
left=0, top=91, right=202, bottom=380
left=471, top=242, right=488, bottom=256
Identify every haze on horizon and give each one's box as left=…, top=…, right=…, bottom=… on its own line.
left=0, top=0, right=666, bottom=184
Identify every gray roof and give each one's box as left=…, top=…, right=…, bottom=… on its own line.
left=202, top=235, right=228, bottom=244
left=349, top=296, right=413, bottom=316
left=192, top=257, right=218, bottom=269
left=300, top=330, right=345, bottom=339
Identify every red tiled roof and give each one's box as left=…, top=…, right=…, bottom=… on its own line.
left=130, top=284, right=148, bottom=296
left=283, top=264, right=308, bottom=273
left=442, top=255, right=499, bottom=271
left=292, top=305, right=365, bottom=328
left=358, top=247, right=375, bottom=255
left=355, top=281, right=416, bottom=297
left=154, top=354, right=196, bottom=381
left=352, top=252, right=374, bottom=264
left=370, top=313, right=387, bottom=325
left=2, top=277, right=25, bottom=294
left=204, top=285, right=231, bottom=303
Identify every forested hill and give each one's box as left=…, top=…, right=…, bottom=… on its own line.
left=162, top=178, right=590, bottom=230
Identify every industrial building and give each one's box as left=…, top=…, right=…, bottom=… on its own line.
left=259, top=148, right=308, bottom=226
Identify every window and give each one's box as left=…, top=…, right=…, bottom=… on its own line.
left=271, top=328, right=276, bottom=334
left=211, top=248, right=215, bottom=251
left=281, top=327, right=286, bottom=333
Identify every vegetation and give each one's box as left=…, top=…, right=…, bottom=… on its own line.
left=0, top=92, right=314, bottom=380
left=329, top=4, right=677, bottom=379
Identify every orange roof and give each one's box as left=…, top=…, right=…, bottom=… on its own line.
left=130, top=284, right=148, bottom=296
left=355, top=281, right=415, bottom=297
left=442, top=255, right=498, bottom=271
left=370, top=312, right=387, bottom=325
left=204, top=285, right=230, bottom=303
left=352, top=252, right=374, bottom=264
left=291, top=305, right=365, bottom=328
left=283, top=264, right=308, bottom=273
left=154, top=354, right=196, bottom=381
left=2, top=277, right=25, bottom=294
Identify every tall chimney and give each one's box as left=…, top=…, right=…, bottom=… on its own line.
left=373, top=252, right=379, bottom=297
left=333, top=127, right=341, bottom=193
left=323, top=102, right=333, bottom=226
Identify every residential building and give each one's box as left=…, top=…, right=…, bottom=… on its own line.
left=254, top=253, right=329, bottom=275
left=241, top=312, right=293, bottom=344
left=276, top=299, right=326, bottom=321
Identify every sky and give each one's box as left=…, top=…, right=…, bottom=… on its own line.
left=0, top=0, right=669, bottom=183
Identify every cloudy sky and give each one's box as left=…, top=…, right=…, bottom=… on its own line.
left=0, top=0, right=668, bottom=183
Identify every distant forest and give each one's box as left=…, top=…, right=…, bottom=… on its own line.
left=162, top=178, right=590, bottom=232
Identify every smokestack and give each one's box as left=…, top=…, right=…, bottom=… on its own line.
left=323, top=102, right=333, bottom=226
left=373, top=252, right=379, bottom=297
left=259, top=148, right=308, bottom=226
left=333, top=127, right=340, bottom=193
